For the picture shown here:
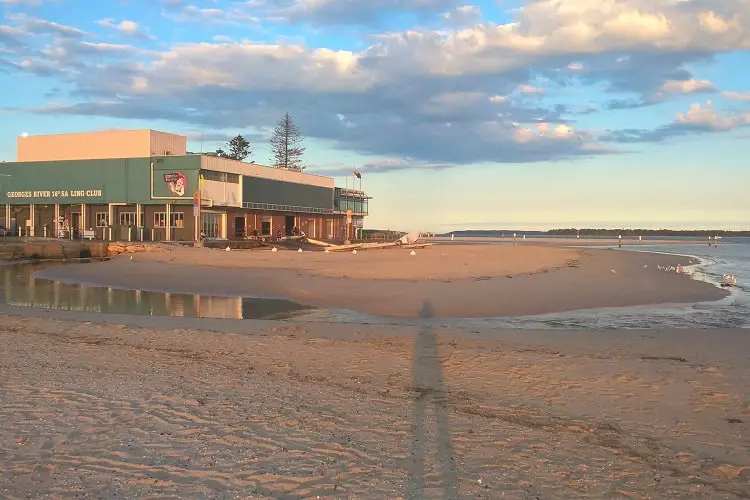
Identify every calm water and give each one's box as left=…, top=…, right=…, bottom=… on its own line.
left=1, top=238, right=748, bottom=328
left=0, top=261, right=314, bottom=321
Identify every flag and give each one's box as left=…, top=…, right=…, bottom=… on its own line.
left=353, top=167, right=361, bottom=179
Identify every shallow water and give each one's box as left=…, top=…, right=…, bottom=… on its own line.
left=313, top=240, right=750, bottom=329
left=1, top=239, right=748, bottom=328
left=0, top=261, right=314, bottom=321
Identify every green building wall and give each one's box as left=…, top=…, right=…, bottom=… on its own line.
left=0, top=156, right=200, bottom=205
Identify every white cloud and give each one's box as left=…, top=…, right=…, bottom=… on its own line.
left=442, top=5, right=481, bottom=27
left=658, top=79, right=715, bottom=95
left=675, top=100, right=749, bottom=131
left=163, top=4, right=260, bottom=24
left=96, top=18, right=155, bottom=40
left=722, top=91, right=750, bottom=101
left=3, top=0, right=750, bottom=168
left=518, top=84, right=544, bottom=95
left=0, top=0, right=44, bottom=5
left=8, top=15, right=88, bottom=38
left=605, top=100, right=750, bottom=143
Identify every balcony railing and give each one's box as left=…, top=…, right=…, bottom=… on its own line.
left=242, top=202, right=334, bottom=214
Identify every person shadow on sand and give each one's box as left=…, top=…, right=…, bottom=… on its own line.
left=407, top=300, right=460, bottom=499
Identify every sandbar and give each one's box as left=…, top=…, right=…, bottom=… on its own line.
left=35, top=244, right=728, bottom=318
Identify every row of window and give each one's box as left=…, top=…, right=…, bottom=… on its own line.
left=201, top=170, right=240, bottom=184
left=94, top=212, right=184, bottom=228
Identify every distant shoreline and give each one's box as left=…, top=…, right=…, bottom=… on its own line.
left=425, top=235, right=715, bottom=246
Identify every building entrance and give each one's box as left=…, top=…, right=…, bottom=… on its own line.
left=201, top=212, right=222, bottom=239
left=285, top=215, right=295, bottom=235
left=234, top=216, right=245, bottom=239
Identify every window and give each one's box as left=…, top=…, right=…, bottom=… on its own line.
left=171, top=212, right=184, bottom=228
left=201, top=170, right=240, bottom=183
left=95, top=212, right=109, bottom=227
left=154, top=212, right=167, bottom=228
left=120, top=212, right=136, bottom=226
left=154, top=212, right=184, bottom=228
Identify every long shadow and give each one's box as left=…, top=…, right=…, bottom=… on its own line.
left=406, top=300, right=459, bottom=499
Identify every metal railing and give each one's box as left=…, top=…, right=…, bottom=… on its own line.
left=242, top=202, right=334, bottom=214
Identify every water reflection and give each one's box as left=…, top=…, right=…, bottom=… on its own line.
left=1, top=262, right=314, bottom=320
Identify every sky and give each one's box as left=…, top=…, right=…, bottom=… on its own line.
left=0, top=0, right=749, bottom=231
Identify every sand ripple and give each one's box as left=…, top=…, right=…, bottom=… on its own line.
left=1, top=316, right=749, bottom=498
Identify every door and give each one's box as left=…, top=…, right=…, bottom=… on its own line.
left=234, top=216, right=245, bottom=239
left=285, top=215, right=295, bottom=235
left=201, top=213, right=222, bottom=239
left=71, top=213, right=81, bottom=238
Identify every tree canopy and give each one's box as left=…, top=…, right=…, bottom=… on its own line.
left=216, top=134, right=252, bottom=161
left=270, top=113, right=306, bottom=171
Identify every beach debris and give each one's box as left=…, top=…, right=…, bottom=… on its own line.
left=410, top=250, right=416, bottom=256
left=324, top=248, right=330, bottom=253
left=352, top=249, right=357, bottom=254
left=397, top=231, right=423, bottom=245
left=271, top=247, right=278, bottom=252
left=610, top=269, right=617, bottom=274
left=643, top=265, right=647, bottom=268
left=298, top=248, right=303, bottom=253
left=722, top=274, right=737, bottom=286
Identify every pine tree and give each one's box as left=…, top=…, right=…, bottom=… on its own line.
left=270, top=113, right=306, bottom=171
left=215, top=135, right=252, bottom=161
left=227, top=135, right=251, bottom=161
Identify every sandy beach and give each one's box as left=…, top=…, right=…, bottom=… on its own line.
left=36, top=244, right=728, bottom=318
left=1, top=314, right=748, bottom=498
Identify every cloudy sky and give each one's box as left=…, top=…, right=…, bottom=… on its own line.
left=1, top=0, right=749, bottom=231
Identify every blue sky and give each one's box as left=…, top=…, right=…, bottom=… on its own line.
left=1, top=0, right=749, bottom=231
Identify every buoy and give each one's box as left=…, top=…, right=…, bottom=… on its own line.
left=352, top=249, right=357, bottom=254
left=298, top=248, right=303, bottom=253
left=324, top=248, right=330, bottom=253
left=410, top=250, right=416, bottom=256
left=225, top=246, right=231, bottom=251
left=129, top=255, right=133, bottom=261
left=271, top=247, right=278, bottom=252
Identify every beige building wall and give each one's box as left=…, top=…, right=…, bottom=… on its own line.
left=200, top=156, right=334, bottom=189
left=17, top=129, right=187, bottom=162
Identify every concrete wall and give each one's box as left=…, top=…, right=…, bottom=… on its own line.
left=149, top=130, right=187, bottom=156
left=17, top=130, right=186, bottom=162
left=200, top=156, right=333, bottom=189
left=202, top=179, right=241, bottom=207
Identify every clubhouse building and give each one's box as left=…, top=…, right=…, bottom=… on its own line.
left=0, top=129, right=369, bottom=242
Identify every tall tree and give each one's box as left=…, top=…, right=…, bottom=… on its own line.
left=215, top=135, right=252, bottom=161
left=269, top=113, right=306, bottom=171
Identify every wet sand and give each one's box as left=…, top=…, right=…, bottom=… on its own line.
left=36, top=244, right=728, bottom=318
left=1, top=315, right=748, bottom=498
